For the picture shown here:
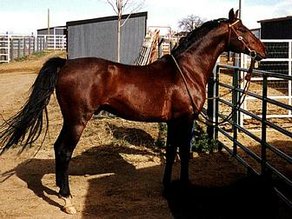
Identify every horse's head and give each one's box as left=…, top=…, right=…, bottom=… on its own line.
left=226, top=9, right=267, bottom=60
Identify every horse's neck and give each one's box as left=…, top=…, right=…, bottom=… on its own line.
left=177, top=30, right=226, bottom=86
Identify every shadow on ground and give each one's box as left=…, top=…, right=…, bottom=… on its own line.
left=165, top=176, right=285, bottom=219
left=1, top=125, right=290, bottom=218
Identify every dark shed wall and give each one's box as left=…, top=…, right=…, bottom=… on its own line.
left=260, top=18, right=292, bottom=39
left=120, top=15, right=146, bottom=64
left=67, top=12, right=147, bottom=64
left=68, top=21, right=116, bottom=60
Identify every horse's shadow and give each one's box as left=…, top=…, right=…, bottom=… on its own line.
left=166, top=175, right=280, bottom=219
left=0, top=124, right=162, bottom=216
left=0, top=124, right=286, bottom=218
left=10, top=158, right=62, bottom=209
left=1, top=144, right=141, bottom=212
left=1, top=149, right=283, bottom=218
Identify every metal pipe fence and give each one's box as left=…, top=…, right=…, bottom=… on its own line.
left=206, top=64, right=292, bottom=208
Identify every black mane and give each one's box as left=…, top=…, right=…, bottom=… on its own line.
left=171, top=18, right=228, bottom=56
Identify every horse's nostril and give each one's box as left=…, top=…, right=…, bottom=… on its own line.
left=250, top=50, right=257, bottom=59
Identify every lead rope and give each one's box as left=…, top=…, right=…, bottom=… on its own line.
left=170, top=54, right=255, bottom=126
left=170, top=55, right=199, bottom=114
left=203, top=58, right=254, bottom=126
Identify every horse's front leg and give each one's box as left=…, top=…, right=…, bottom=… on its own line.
left=163, top=119, right=193, bottom=189
left=163, top=120, right=178, bottom=189
left=54, top=122, right=86, bottom=214
left=179, top=140, right=191, bottom=184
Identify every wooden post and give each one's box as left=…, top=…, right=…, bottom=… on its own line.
left=43, top=36, right=46, bottom=50
left=37, top=37, right=40, bottom=52
left=23, top=37, right=26, bottom=56
left=10, top=38, right=14, bottom=61
left=28, top=37, right=31, bottom=55
left=17, top=39, right=21, bottom=59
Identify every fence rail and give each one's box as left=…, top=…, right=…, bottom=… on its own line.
left=0, top=34, right=66, bottom=63
left=206, top=64, right=292, bottom=209
left=0, top=35, right=9, bottom=63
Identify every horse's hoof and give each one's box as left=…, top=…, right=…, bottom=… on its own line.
left=63, top=205, right=77, bottom=215
left=59, top=195, right=77, bottom=214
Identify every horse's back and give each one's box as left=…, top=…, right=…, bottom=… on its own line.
left=55, top=55, right=191, bottom=122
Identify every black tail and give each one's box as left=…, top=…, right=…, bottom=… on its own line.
left=0, top=57, right=66, bottom=154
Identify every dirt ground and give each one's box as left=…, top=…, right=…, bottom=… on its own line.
left=0, top=52, right=291, bottom=218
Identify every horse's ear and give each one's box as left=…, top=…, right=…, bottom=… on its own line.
left=228, top=8, right=235, bottom=21
left=235, top=9, right=239, bottom=19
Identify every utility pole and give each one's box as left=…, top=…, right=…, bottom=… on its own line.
left=238, top=0, right=242, bottom=19
left=235, top=0, right=242, bottom=67
left=47, top=8, right=50, bottom=35
left=236, top=0, right=243, bottom=126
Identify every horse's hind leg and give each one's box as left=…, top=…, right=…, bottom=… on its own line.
left=54, top=119, right=89, bottom=214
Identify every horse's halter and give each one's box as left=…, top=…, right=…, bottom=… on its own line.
left=171, top=19, right=259, bottom=125
left=227, top=19, right=257, bottom=80
left=227, top=19, right=257, bottom=60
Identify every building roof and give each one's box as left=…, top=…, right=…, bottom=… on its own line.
left=67, top=11, right=148, bottom=27
left=258, top=16, right=292, bottom=23
left=37, top=26, right=66, bottom=32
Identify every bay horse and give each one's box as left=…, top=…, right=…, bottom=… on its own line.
left=0, top=9, right=266, bottom=214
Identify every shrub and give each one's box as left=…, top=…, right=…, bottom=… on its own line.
left=155, top=122, right=218, bottom=154
left=191, top=122, right=218, bottom=153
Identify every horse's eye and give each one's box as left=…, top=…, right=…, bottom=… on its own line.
left=238, top=27, right=247, bottom=33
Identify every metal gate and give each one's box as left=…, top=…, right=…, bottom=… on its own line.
left=206, top=64, right=292, bottom=208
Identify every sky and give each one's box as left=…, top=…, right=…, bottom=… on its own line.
left=0, top=0, right=292, bottom=35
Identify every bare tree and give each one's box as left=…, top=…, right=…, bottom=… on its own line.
left=178, top=15, right=205, bottom=32
left=103, top=0, right=145, bottom=62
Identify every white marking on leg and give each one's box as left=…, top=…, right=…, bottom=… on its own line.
left=60, top=196, right=77, bottom=214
